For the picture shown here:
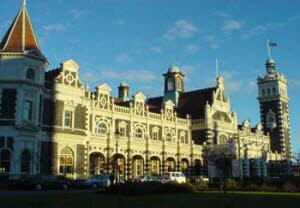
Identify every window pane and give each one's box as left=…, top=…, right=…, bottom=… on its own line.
left=64, top=111, right=72, bottom=127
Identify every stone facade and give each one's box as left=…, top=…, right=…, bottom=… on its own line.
left=0, top=3, right=290, bottom=179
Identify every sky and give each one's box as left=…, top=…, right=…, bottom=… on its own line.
left=1, top=0, right=299, bottom=153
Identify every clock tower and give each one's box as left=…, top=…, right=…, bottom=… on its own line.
left=257, top=57, right=291, bottom=159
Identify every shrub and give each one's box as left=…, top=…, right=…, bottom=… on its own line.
left=225, top=178, right=237, bottom=190
left=258, top=184, right=279, bottom=192
left=107, top=181, right=196, bottom=195
left=244, top=183, right=259, bottom=191
left=282, top=182, right=298, bottom=192
left=196, top=180, right=208, bottom=191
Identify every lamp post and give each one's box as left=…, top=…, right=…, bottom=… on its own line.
left=115, top=130, right=121, bottom=184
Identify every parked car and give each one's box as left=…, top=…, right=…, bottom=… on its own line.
left=162, top=172, right=186, bottom=184
left=133, top=174, right=160, bottom=183
left=72, top=174, right=110, bottom=189
left=14, top=175, right=71, bottom=190
left=189, top=175, right=209, bottom=183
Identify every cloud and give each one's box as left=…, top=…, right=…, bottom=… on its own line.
left=209, top=43, right=219, bottom=49
left=242, top=21, right=286, bottom=39
left=116, top=53, right=131, bottom=63
left=116, top=19, right=125, bottom=25
left=185, top=44, right=199, bottom=54
left=101, top=69, right=157, bottom=82
left=150, top=46, right=163, bottom=54
left=70, top=9, right=91, bottom=19
left=42, top=23, right=67, bottom=31
left=163, top=20, right=198, bottom=40
left=222, top=20, right=244, bottom=31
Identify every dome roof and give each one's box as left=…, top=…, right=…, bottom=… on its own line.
left=266, top=58, right=276, bottom=65
left=168, top=65, right=181, bottom=73
left=119, top=80, right=128, bottom=87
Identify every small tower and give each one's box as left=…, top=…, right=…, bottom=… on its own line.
left=163, top=65, right=185, bottom=106
left=257, top=57, right=291, bottom=159
left=118, top=81, right=130, bottom=102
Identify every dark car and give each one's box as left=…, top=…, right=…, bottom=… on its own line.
left=15, top=175, right=71, bottom=190
left=72, top=174, right=110, bottom=189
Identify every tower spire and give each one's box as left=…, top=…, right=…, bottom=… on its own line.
left=216, top=58, right=219, bottom=78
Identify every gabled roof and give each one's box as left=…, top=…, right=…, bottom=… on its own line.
left=0, top=3, right=40, bottom=52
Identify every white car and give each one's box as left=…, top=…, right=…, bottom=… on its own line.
left=162, top=172, right=186, bottom=184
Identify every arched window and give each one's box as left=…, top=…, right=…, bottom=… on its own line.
left=176, top=77, right=182, bottom=91
left=96, top=122, right=107, bottom=134
left=59, top=147, right=74, bottom=175
left=166, top=133, right=173, bottom=142
left=167, top=77, right=175, bottom=91
left=26, top=68, right=36, bottom=81
left=20, top=149, right=31, bottom=173
left=135, top=128, right=143, bottom=139
left=0, top=149, right=10, bottom=173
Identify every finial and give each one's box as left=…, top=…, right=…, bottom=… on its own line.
left=215, top=58, right=219, bottom=78
left=23, top=0, right=26, bottom=6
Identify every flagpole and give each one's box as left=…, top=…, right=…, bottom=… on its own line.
left=267, top=40, right=271, bottom=58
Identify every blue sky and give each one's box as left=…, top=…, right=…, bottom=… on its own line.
left=1, top=0, right=300, bottom=153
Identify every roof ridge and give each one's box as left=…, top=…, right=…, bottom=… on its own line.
left=183, top=87, right=216, bottom=94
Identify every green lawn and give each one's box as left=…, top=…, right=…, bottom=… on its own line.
left=1, top=191, right=300, bottom=208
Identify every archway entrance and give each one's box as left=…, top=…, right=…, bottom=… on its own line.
left=150, top=156, right=161, bottom=175
left=194, top=159, right=202, bottom=176
left=166, top=157, right=176, bottom=172
left=89, top=152, right=105, bottom=175
left=132, top=155, right=144, bottom=178
left=112, top=154, right=126, bottom=181
left=180, top=158, right=189, bottom=175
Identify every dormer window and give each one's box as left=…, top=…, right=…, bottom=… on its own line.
left=26, top=68, right=36, bottom=82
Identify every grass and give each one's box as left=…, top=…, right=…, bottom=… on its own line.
left=0, top=191, right=300, bottom=208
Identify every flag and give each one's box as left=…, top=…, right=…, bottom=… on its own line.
left=268, top=41, right=278, bottom=47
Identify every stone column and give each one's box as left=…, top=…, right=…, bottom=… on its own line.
left=126, top=137, right=132, bottom=180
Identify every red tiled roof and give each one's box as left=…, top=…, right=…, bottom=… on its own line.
left=0, top=4, right=40, bottom=52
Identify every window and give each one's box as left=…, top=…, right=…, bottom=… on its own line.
left=0, top=149, right=10, bottom=173
left=59, top=147, right=73, bottom=175
left=96, top=123, right=107, bottom=134
left=23, top=100, right=33, bottom=121
left=26, top=68, right=36, bottom=81
left=262, top=89, right=265, bottom=96
left=272, top=87, right=276, bottom=94
left=166, top=133, right=173, bottom=142
left=167, top=77, right=175, bottom=91
left=119, top=127, right=126, bottom=137
left=20, top=149, right=31, bottom=173
left=267, top=88, right=270, bottom=95
left=152, top=131, right=159, bottom=140
left=176, top=78, right=182, bottom=91
left=64, top=110, right=72, bottom=127
left=135, top=128, right=143, bottom=139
